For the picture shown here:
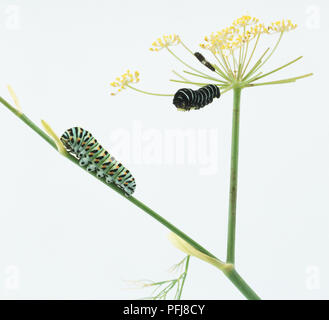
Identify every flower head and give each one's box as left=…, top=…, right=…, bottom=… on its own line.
left=110, top=15, right=311, bottom=106
left=232, top=15, right=259, bottom=28
left=268, top=20, right=297, bottom=33
left=201, top=18, right=270, bottom=54
left=150, top=34, right=180, bottom=51
left=248, top=23, right=268, bottom=36
left=110, top=70, right=140, bottom=95
left=200, top=28, right=235, bottom=55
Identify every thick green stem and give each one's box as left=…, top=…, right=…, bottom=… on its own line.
left=0, top=95, right=260, bottom=300
left=226, top=88, right=241, bottom=264
left=223, top=267, right=260, bottom=300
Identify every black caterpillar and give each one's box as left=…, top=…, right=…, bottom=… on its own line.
left=60, top=127, right=136, bottom=196
left=173, top=84, right=221, bottom=111
left=194, top=52, right=215, bottom=72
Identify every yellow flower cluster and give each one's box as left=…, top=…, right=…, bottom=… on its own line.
left=248, top=23, right=268, bottom=36
left=268, top=20, right=297, bottom=33
left=110, top=70, right=140, bottom=95
left=200, top=16, right=297, bottom=54
left=149, top=34, right=180, bottom=51
left=232, top=15, right=259, bottom=27
left=109, top=15, right=301, bottom=96
left=200, top=28, right=235, bottom=54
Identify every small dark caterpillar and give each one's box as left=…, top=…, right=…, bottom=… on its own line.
left=173, top=84, right=221, bottom=111
left=194, top=52, right=215, bottom=72
left=60, top=127, right=136, bottom=196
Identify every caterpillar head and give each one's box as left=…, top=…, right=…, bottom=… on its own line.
left=173, top=93, right=189, bottom=111
left=173, top=88, right=193, bottom=111
left=60, top=131, right=72, bottom=151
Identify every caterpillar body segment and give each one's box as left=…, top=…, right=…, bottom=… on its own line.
left=173, top=84, right=221, bottom=111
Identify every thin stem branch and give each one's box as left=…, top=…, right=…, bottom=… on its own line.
left=172, top=70, right=191, bottom=82
left=126, top=85, right=173, bottom=96
left=177, top=255, right=190, bottom=300
left=242, top=47, right=270, bottom=81
left=252, top=32, right=284, bottom=75
left=223, top=53, right=235, bottom=79
left=242, top=72, right=263, bottom=86
left=182, top=70, right=228, bottom=84
left=179, top=40, right=228, bottom=82
left=211, top=52, right=232, bottom=81
left=241, top=33, right=261, bottom=78
left=221, top=85, right=234, bottom=94
left=240, top=41, right=249, bottom=79
left=170, top=79, right=226, bottom=87
left=166, top=47, right=209, bottom=77
left=251, top=56, right=303, bottom=82
left=179, top=40, right=195, bottom=56
left=247, top=73, right=313, bottom=86
left=218, top=48, right=234, bottom=79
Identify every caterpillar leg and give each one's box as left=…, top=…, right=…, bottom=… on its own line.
left=86, top=163, right=97, bottom=172
left=122, top=177, right=136, bottom=196
left=79, top=157, right=89, bottom=167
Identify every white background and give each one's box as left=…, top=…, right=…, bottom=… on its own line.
left=0, top=0, right=327, bottom=299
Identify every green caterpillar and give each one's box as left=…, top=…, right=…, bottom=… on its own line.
left=60, top=127, right=136, bottom=196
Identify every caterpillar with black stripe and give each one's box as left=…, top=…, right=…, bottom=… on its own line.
left=173, top=84, right=221, bottom=111
left=194, top=52, right=215, bottom=72
left=60, top=127, right=136, bottom=196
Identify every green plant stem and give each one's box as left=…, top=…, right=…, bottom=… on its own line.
left=247, top=73, right=313, bottom=86
left=223, top=267, right=260, bottom=300
left=242, top=48, right=270, bottom=81
left=241, top=33, right=261, bottom=78
left=126, top=85, right=173, bottom=96
left=166, top=47, right=209, bottom=77
left=177, top=255, right=190, bottom=300
left=182, top=70, right=228, bottom=84
left=252, top=56, right=303, bottom=81
left=226, top=87, right=241, bottom=264
left=253, top=32, right=284, bottom=74
left=0, top=95, right=260, bottom=300
left=170, top=79, right=225, bottom=87
left=212, top=53, right=232, bottom=81
left=127, top=197, right=216, bottom=258
left=172, top=70, right=190, bottom=82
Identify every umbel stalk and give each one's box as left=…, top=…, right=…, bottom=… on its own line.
left=227, top=87, right=242, bottom=264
